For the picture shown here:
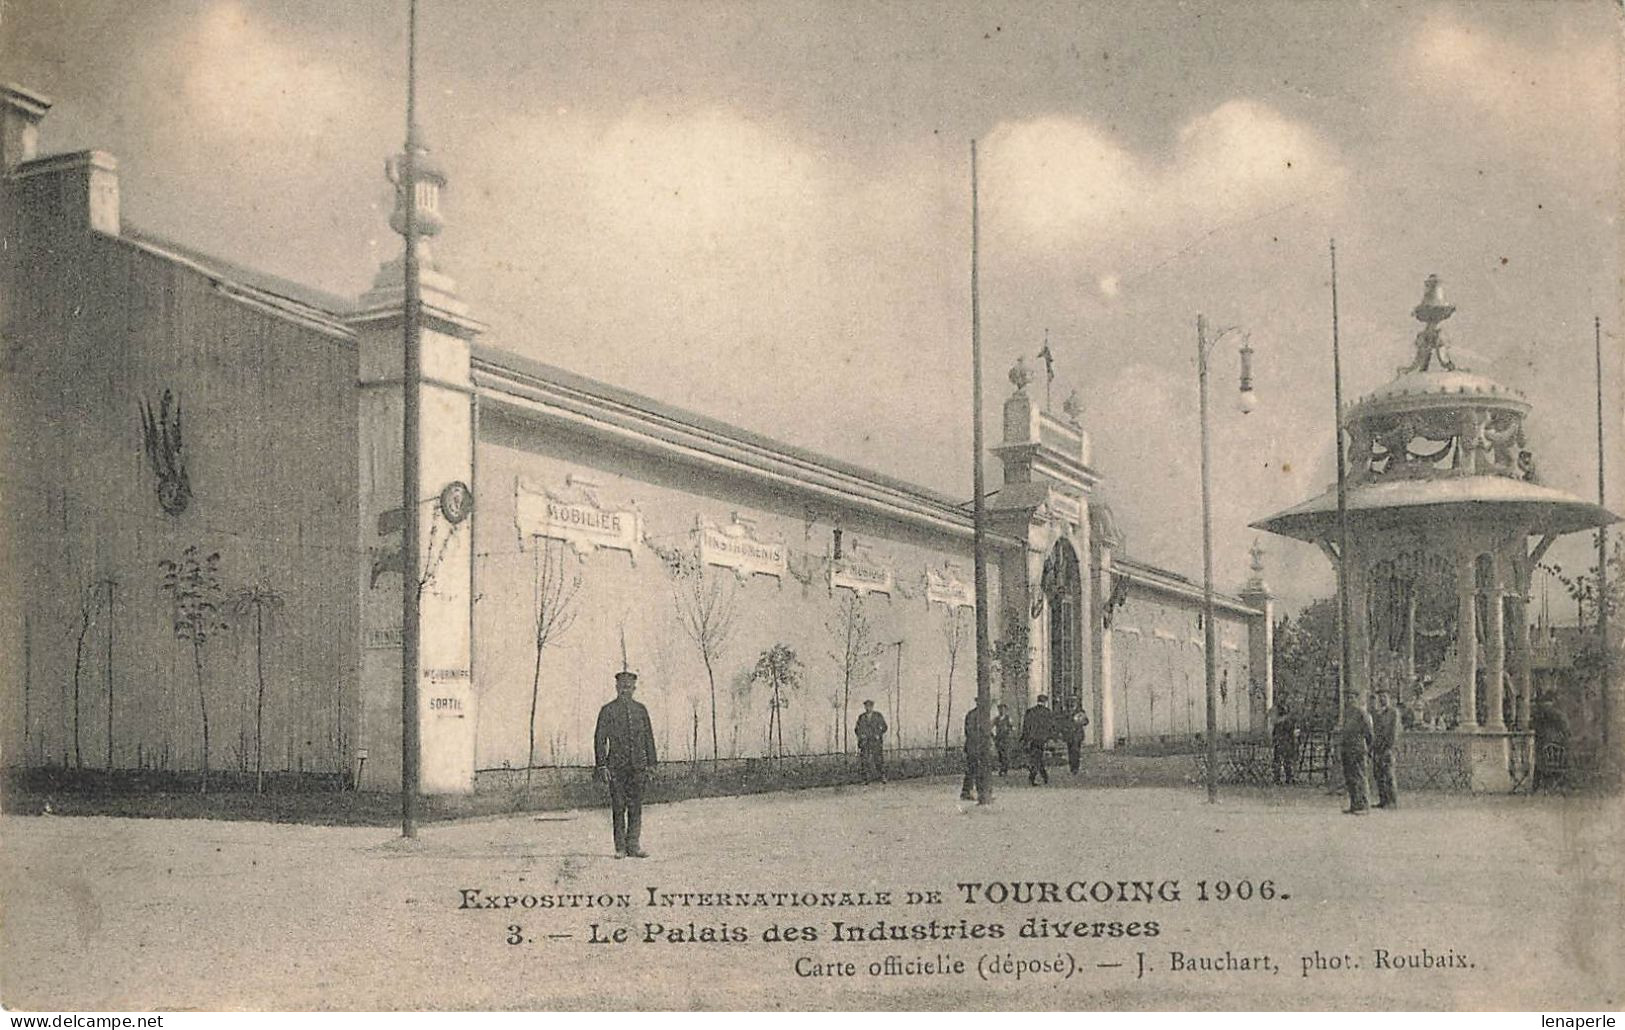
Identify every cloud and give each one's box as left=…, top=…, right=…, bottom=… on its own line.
left=1403, top=11, right=1617, bottom=189
left=979, top=101, right=1345, bottom=258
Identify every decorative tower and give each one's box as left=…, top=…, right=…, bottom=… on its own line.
left=1255, top=276, right=1617, bottom=791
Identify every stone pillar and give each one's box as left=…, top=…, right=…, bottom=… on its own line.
left=1456, top=557, right=1479, bottom=729
left=1513, top=594, right=1533, bottom=730
left=1485, top=556, right=1507, bottom=731
left=1092, top=545, right=1116, bottom=749
left=1239, top=587, right=1274, bottom=737
left=350, top=141, right=485, bottom=794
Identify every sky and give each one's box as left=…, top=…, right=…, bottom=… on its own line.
left=5, top=0, right=1621, bottom=616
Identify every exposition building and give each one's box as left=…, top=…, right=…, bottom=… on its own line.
left=0, top=85, right=1273, bottom=795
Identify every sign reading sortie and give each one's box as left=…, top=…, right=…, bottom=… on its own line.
left=926, top=565, right=975, bottom=610
left=701, top=520, right=786, bottom=582
left=514, top=478, right=641, bottom=561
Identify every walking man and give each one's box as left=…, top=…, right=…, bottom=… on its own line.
left=1371, top=689, right=1401, bottom=809
left=594, top=670, right=658, bottom=858
left=1271, top=696, right=1299, bottom=785
left=1338, top=695, right=1373, bottom=815
left=1022, top=694, right=1055, bottom=786
left=1064, top=708, right=1090, bottom=775
left=992, top=703, right=1013, bottom=777
left=855, top=699, right=888, bottom=783
left=961, top=696, right=990, bottom=801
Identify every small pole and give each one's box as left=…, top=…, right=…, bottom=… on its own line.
left=1198, top=315, right=1219, bottom=804
left=1330, top=241, right=1355, bottom=720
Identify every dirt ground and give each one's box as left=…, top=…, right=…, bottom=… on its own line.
left=2, top=778, right=1621, bottom=1011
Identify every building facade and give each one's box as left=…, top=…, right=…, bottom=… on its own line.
left=1, top=84, right=1272, bottom=794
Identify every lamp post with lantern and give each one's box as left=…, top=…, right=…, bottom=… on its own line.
left=1198, top=315, right=1257, bottom=803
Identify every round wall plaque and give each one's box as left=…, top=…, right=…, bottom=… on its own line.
left=439, top=481, right=473, bottom=524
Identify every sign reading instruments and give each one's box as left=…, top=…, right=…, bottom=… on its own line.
left=514, top=478, right=641, bottom=560
left=701, top=521, right=786, bottom=581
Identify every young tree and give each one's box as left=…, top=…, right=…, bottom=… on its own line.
left=159, top=546, right=228, bottom=793
left=69, top=581, right=100, bottom=770
left=231, top=578, right=285, bottom=793
left=940, top=607, right=970, bottom=748
left=753, top=643, right=804, bottom=758
left=827, top=595, right=881, bottom=752
left=665, top=547, right=738, bottom=764
left=526, top=540, right=582, bottom=779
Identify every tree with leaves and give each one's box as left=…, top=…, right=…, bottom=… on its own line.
left=828, top=595, right=881, bottom=753
left=159, top=546, right=228, bottom=793
left=526, top=540, right=582, bottom=778
left=1542, top=528, right=1624, bottom=742
left=665, top=546, right=738, bottom=764
left=231, top=578, right=285, bottom=793
left=753, top=643, right=804, bottom=758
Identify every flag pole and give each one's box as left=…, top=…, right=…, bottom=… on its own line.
left=971, top=140, right=993, bottom=804
left=399, top=0, right=423, bottom=838
left=1330, top=241, right=1355, bottom=725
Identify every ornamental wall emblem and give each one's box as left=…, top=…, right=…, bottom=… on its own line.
left=140, top=389, right=191, bottom=516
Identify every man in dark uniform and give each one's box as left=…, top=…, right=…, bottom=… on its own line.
left=961, top=696, right=990, bottom=801
left=1021, top=695, right=1055, bottom=786
left=991, top=703, right=1013, bottom=777
left=594, top=670, right=658, bottom=858
left=1532, top=691, right=1570, bottom=791
left=1271, top=696, right=1299, bottom=785
left=1337, top=696, right=1373, bottom=815
left=1063, top=708, right=1090, bottom=775
left=854, top=699, right=888, bottom=783
left=1371, top=689, right=1401, bottom=809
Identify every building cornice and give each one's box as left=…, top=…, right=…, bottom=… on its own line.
left=1112, top=557, right=1261, bottom=617
left=472, top=355, right=1021, bottom=549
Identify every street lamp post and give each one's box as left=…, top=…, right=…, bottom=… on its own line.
left=1197, top=315, right=1254, bottom=804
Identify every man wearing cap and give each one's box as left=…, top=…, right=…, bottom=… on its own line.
left=960, top=695, right=990, bottom=801
left=855, top=699, right=888, bottom=784
left=1021, top=695, right=1055, bottom=786
left=1337, top=695, right=1373, bottom=815
left=1063, top=707, right=1091, bottom=775
left=1270, top=696, right=1299, bottom=786
left=1370, top=689, right=1401, bottom=809
left=992, top=703, right=1013, bottom=777
left=594, top=670, right=658, bottom=858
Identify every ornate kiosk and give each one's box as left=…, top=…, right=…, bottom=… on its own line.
left=1255, top=277, right=1617, bottom=791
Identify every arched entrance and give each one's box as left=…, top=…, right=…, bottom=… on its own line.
left=1044, top=539, right=1086, bottom=723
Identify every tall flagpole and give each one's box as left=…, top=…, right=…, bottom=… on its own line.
left=970, top=140, right=993, bottom=805
left=1330, top=241, right=1354, bottom=723
left=399, top=0, right=423, bottom=839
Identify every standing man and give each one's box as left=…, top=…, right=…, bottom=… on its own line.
left=961, top=696, right=990, bottom=801
left=1064, top=708, right=1090, bottom=775
left=1337, top=695, right=1374, bottom=815
left=1271, top=696, right=1299, bottom=785
left=1371, top=688, right=1401, bottom=809
left=992, top=703, right=1013, bottom=777
left=1022, top=694, right=1055, bottom=786
left=855, top=699, right=888, bottom=784
left=594, top=670, right=658, bottom=858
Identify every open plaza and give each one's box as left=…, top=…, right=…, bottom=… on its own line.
left=2, top=777, right=1620, bottom=1011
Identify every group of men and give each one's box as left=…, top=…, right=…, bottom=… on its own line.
left=959, top=694, right=1090, bottom=801
left=1269, top=691, right=1402, bottom=814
